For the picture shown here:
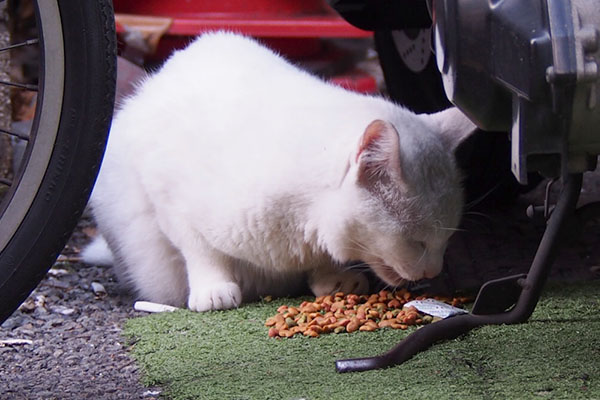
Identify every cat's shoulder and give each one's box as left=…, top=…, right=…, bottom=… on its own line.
left=191, top=31, right=261, bottom=47
left=178, top=31, right=278, bottom=61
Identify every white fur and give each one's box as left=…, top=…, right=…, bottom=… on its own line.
left=85, top=32, right=476, bottom=311
left=80, top=235, right=114, bottom=267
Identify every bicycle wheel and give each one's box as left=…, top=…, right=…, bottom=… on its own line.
left=0, top=0, right=116, bottom=323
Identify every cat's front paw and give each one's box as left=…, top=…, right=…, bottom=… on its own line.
left=309, top=269, right=369, bottom=296
left=187, top=282, right=242, bottom=312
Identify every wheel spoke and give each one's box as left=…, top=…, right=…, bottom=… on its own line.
left=0, top=126, right=29, bottom=140
left=0, top=80, right=38, bottom=91
left=0, top=38, right=39, bottom=53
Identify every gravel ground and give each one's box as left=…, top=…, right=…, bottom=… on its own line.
left=0, top=217, right=161, bottom=400
left=1, top=172, right=599, bottom=400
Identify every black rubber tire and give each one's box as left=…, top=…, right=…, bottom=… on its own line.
left=0, top=0, right=116, bottom=323
left=374, top=29, right=450, bottom=114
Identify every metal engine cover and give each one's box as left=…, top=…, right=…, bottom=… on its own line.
left=432, top=0, right=600, bottom=183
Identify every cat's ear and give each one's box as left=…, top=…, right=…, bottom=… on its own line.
left=425, top=107, right=478, bottom=151
left=355, top=119, right=402, bottom=187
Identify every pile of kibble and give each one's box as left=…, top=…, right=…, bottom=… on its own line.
left=265, top=289, right=470, bottom=338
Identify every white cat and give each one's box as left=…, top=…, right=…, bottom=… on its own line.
left=83, top=32, right=476, bottom=312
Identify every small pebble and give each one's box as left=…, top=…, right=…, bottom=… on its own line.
left=47, top=268, right=70, bottom=277
left=51, top=306, right=77, bottom=316
left=1, top=338, right=33, bottom=346
left=34, top=295, right=47, bottom=308
left=18, top=298, right=37, bottom=313
left=134, top=301, right=178, bottom=313
left=1, top=316, right=25, bottom=330
left=46, top=277, right=71, bottom=289
left=90, top=282, right=107, bottom=295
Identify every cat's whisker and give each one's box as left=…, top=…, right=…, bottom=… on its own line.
left=463, top=211, right=494, bottom=221
left=343, top=239, right=388, bottom=262
left=361, top=261, right=385, bottom=268
left=347, top=238, right=370, bottom=253
left=464, top=182, right=502, bottom=210
left=379, top=283, right=391, bottom=293
left=339, top=246, right=366, bottom=255
left=432, top=218, right=466, bottom=233
left=437, top=226, right=467, bottom=232
left=339, top=239, right=373, bottom=254
left=391, top=282, right=405, bottom=291
left=461, top=211, right=496, bottom=232
left=343, top=262, right=370, bottom=271
left=413, top=247, right=428, bottom=270
left=383, top=283, right=398, bottom=292
left=339, top=246, right=384, bottom=262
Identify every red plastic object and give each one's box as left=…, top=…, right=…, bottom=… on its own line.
left=113, top=0, right=377, bottom=94
left=113, top=0, right=371, bottom=38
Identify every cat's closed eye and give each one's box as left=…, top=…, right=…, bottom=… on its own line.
left=411, top=240, right=427, bottom=252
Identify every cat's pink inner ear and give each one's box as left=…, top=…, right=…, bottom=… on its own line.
left=356, top=120, right=402, bottom=186
left=356, top=120, right=386, bottom=162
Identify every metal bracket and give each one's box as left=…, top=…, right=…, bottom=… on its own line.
left=471, top=274, right=527, bottom=315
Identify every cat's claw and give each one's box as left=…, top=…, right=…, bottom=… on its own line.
left=187, top=282, right=242, bottom=312
left=309, top=270, right=369, bottom=296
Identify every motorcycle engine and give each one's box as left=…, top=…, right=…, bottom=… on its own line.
left=430, top=0, right=600, bottom=183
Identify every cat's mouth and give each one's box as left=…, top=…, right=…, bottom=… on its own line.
left=369, top=262, right=407, bottom=287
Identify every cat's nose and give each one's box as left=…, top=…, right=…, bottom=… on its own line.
left=422, top=257, right=444, bottom=279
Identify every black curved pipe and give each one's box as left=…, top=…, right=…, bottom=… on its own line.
left=336, top=174, right=583, bottom=373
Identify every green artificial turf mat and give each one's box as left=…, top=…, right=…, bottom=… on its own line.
left=124, top=281, right=600, bottom=400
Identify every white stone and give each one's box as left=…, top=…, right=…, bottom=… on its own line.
left=90, top=282, right=106, bottom=295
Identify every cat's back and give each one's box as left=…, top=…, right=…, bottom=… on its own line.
left=112, top=32, right=385, bottom=176
left=102, top=31, right=400, bottom=199
left=137, top=32, right=321, bottom=104
left=169, top=31, right=294, bottom=74
left=124, top=32, right=373, bottom=125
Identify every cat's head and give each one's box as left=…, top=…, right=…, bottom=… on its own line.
left=336, top=107, right=476, bottom=285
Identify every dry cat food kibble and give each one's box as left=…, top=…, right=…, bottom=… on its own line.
left=265, top=289, right=470, bottom=338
